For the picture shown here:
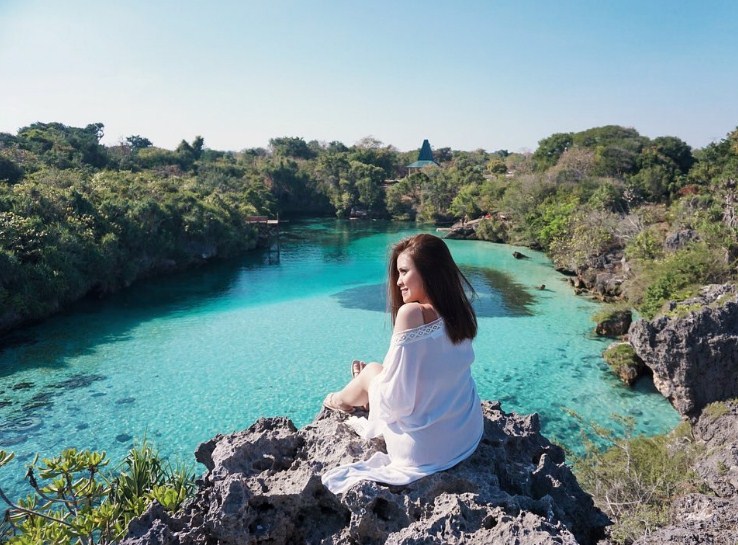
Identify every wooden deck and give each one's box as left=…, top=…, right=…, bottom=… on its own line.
left=246, top=216, right=280, bottom=225
left=246, top=216, right=281, bottom=263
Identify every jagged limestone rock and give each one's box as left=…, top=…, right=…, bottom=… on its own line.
left=121, top=402, right=608, bottom=545
left=629, top=284, right=738, bottom=419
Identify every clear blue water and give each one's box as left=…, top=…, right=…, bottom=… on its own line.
left=0, top=219, right=679, bottom=501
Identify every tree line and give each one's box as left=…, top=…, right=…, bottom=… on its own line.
left=1, top=121, right=738, bottom=334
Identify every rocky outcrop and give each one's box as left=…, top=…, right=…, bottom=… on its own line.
left=121, top=402, right=608, bottom=545
left=568, top=249, right=626, bottom=301
left=629, top=284, right=738, bottom=419
left=444, top=226, right=478, bottom=240
left=632, top=399, right=738, bottom=545
left=602, top=342, right=645, bottom=386
left=634, top=493, right=738, bottom=545
left=692, top=400, right=738, bottom=499
left=663, top=228, right=700, bottom=252
left=594, top=309, right=632, bottom=337
left=444, top=218, right=483, bottom=240
left=621, top=286, right=738, bottom=544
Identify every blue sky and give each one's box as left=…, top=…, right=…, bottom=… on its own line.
left=1, top=0, right=737, bottom=153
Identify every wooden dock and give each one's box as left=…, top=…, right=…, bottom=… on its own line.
left=246, top=216, right=281, bottom=263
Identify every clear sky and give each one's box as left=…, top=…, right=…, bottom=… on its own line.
left=1, top=0, right=737, bottom=153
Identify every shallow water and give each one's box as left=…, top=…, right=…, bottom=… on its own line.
left=0, top=219, right=679, bottom=500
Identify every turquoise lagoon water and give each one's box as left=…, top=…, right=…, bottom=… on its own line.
left=0, top=219, right=679, bottom=500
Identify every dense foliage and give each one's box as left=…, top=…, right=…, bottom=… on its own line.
left=2, top=121, right=738, bottom=330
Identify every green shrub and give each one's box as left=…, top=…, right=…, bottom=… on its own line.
left=638, top=243, right=731, bottom=319
left=572, top=416, right=703, bottom=544
left=475, top=217, right=508, bottom=243
left=532, top=194, right=580, bottom=250
left=0, top=441, right=195, bottom=544
left=548, top=207, right=619, bottom=272
left=702, top=400, right=731, bottom=421
left=591, top=302, right=632, bottom=324
left=602, top=343, right=642, bottom=385
left=625, top=227, right=665, bottom=262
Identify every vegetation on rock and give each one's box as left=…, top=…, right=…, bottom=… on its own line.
left=3, top=121, right=738, bottom=331
left=602, top=343, right=643, bottom=385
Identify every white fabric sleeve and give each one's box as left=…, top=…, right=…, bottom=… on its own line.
left=362, top=340, right=423, bottom=437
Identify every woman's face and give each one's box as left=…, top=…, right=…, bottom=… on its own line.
left=396, top=251, right=429, bottom=304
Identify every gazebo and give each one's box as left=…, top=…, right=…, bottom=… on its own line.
left=407, top=139, right=439, bottom=172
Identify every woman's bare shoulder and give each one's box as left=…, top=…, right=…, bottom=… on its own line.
left=394, top=303, right=425, bottom=332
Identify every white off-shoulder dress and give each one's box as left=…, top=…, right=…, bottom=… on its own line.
left=321, top=317, right=483, bottom=495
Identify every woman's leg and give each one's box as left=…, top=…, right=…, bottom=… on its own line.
left=334, top=362, right=382, bottom=408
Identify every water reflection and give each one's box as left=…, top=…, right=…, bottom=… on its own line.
left=286, top=219, right=414, bottom=264
left=0, top=256, right=248, bottom=375
left=332, top=265, right=536, bottom=318
left=332, top=284, right=387, bottom=312
left=463, top=266, right=535, bottom=317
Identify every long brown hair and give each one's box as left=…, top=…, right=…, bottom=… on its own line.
left=388, top=234, right=477, bottom=343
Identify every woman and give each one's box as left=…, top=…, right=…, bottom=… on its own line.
left=321, top=233, right=484, bottom=495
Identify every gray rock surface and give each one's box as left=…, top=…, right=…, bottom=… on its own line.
left=693, top=399, right=738, bottom=499
left=629, top=284, right=738, bottom=419
left=121, top=402, right=608, bottom=545
left=595, top=310, right=632, bottom=338
left=625, top=288, right=738, bottom=543
left=632, top=493, right=738, bottom=545
left=568, top=249, right=626, bottom=301
left=663, top=229, right=700, bottom=252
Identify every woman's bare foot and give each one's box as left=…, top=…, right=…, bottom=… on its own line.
left=351, top=359, right=366, bottom=378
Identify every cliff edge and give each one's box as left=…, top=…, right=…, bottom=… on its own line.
left=626, top=284, right=738, bottom=544
left=629, top=283, right=738, bottom=420
left=121, top=401, right=608, bottom=545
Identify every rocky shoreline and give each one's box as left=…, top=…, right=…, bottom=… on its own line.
left=122, top=402, right=609, bottom=545
left=445, top=218, right=626, bottom=302
left=626, top=284, right=738, bottom=544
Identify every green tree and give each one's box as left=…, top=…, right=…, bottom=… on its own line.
left=532, top=132, right=573, bottom=171
left=269, top=137, right=316, bottom=160
left=350, top=161, right=386, bottom=214
left=0, top=156, right=23, bottom=184
left=124, top=135, right=153, bottom=151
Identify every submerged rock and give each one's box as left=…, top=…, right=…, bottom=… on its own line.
left=629, top=284, right=738, bottom=419
left=121, top=402, right=608, bottom=545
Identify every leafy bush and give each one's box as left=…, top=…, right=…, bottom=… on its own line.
left=548, top=207, right=619, bottom=272
left=533, top=194, right=581, bottom=250
left=638, top=243, right=731, bottom=318
left=701, top=400, right=731, bottom=421
left=572, top=415, right=703, bottom=544
left=0, top=442, right=194, bottom=544
left=591, top=301, right=633, bottom=324
left=624, top=226, right=665, bottom=262
left=475, top=217, right=508, bottom=243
